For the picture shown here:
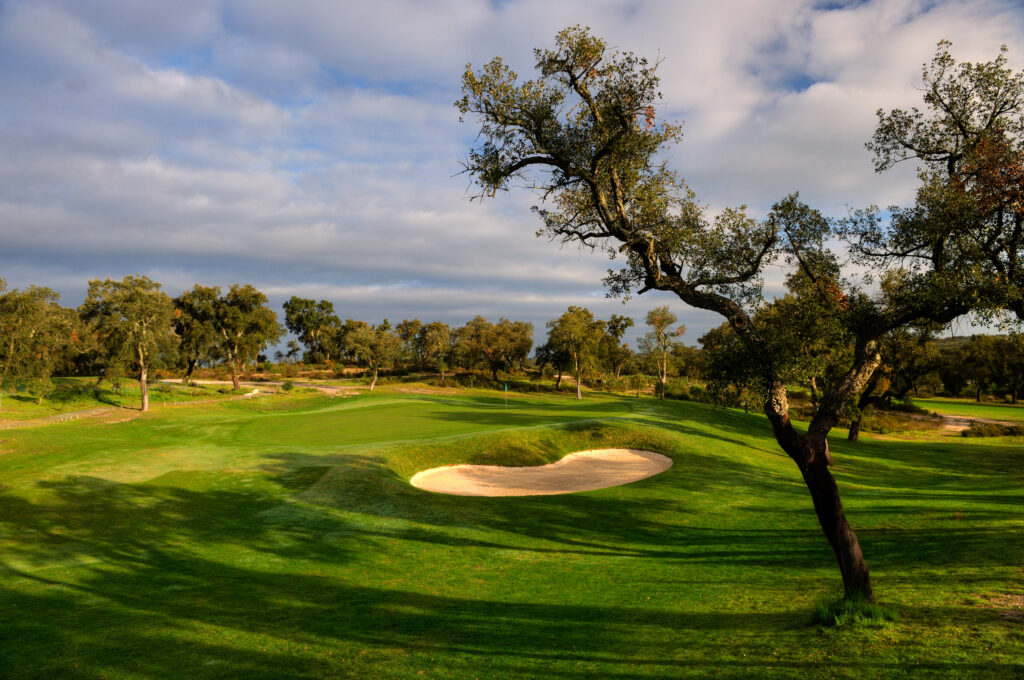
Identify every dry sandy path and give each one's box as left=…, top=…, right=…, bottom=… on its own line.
left=410, top=448, right=673, bottom=497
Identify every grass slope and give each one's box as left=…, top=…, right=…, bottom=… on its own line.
left=0, top=388, right=1021, bottom=679
left=0, top=377, right=251, bottom=421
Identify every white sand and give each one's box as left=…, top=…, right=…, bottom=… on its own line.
left=409, top=448, right=673, bottom=496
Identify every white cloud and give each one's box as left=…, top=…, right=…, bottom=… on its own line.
left=1, top=0, right=1022, bottom=345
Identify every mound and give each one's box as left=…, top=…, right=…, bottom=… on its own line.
left=410, top=448, right=672, bottom=496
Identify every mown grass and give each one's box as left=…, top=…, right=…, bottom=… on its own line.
left=0, top=388, right=1021, bottom=679
left=914, top=397, right=1024, bottom=423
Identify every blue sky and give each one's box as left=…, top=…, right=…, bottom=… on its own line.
left=1, top=0, right=1021, bottom=347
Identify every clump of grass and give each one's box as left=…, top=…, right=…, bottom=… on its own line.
left=814, top=594, right=896, bottom=628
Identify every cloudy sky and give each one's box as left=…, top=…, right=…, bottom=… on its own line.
left=1, top=0, right=1021, bottom=347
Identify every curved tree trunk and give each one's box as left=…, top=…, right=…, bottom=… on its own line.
left=230, top=359, right=240, bottom=390
left=370, top=366, right=378, bottom=391
left=765, top=378, right=873, bottom=600
left=799, top=443, right=873, bottom=599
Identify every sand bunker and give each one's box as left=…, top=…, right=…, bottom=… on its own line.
left=410, top=448, right=672, bottom=496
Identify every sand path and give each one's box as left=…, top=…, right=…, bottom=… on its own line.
left=410, top=448, right=672, bottom=496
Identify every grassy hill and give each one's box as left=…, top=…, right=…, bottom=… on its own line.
left=1, top=388, right=1021, bottom=678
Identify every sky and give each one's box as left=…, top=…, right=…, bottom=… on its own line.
left=1, top=0, right=1022, bottom=349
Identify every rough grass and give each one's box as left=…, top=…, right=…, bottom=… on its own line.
left=0, top=377, right=248, bottom=420
left=0, top=388, right=1021, bottom=679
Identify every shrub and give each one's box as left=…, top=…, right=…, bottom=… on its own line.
left=962, top=422, right=1024, bottom=437
left=281, top=381, right=294, bottom=392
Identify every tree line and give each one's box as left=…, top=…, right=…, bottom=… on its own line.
left=0, top=271, right=700, bottom=410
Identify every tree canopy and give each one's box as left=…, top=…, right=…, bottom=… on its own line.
left=458, top=27, right=1024, bottom=600
left=79, top=275, right=178, bottom=412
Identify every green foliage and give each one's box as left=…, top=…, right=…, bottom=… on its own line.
left=283, top=297, right=340, bottom=363
left=544, top=306, right=603, bottom=397
left=79, top=275, right=179, bottom=402
left=961, top=422, right=1024, bottom=437
left=212, top=284, right=282, bottom=384
left=454, top=316, right=533, bottom=379
left=0, top=281, right=76, bottom=408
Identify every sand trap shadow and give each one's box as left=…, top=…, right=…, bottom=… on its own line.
left=410, top=449, right=673, bottom=497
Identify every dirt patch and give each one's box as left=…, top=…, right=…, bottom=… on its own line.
left=976, top=593, right=1024, bottom=622
left=410, top=448, right=673, bottom=497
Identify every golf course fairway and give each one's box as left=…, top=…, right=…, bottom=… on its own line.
left=1, top=388, right=1021, bottom=679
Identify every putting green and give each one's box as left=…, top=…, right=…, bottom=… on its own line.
left=410, top=448, right=673, bottom=496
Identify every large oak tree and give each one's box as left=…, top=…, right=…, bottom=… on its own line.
left=458, top=27, right=1022, bottom=600
left=80, top=275, right=178, bottom=412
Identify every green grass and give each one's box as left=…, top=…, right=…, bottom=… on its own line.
left=913, top=397, right=1024, bottom=423
left=0, top=377, right=252, bottom=420
left=0, top=388, right=1021, bottom=678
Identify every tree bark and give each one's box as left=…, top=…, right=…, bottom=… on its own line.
left=574, top=357, right=582, bottom=400
left=140, top=364, right=149, bottom=412
left=230, top=359, right=240, bottom=390
left=764, top=378, right=873, bottom=600
left=555, top=371, right=563, bottom=389
left=847, top=413, right=863, bottom=442
left=370, top=366, right=378, bottom=391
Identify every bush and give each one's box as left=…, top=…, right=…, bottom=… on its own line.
left=281, top=381, right=294, bottom=392
left=962, top=422, right=1024, bottom=437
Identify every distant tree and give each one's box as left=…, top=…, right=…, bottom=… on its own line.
left=346, top=323, right=401, bottom=391
left=80, top=275, right=179, bottom=412
left=396, top=319, right=424, bottom=367
left=545, top=306, right=603, bottom=399
left=283, top=297, right=340, bottom=363
left=599, top=314, right=634, bottom=378
left=990, top=333, right=1024, bottom=403
left=0, top=281, right=76, bottom=410
left=285, top=340, right=302, bottom=363
left=639, top=307, right=685, bottom=400
left=416, top=321, right=453, bottom=385
left=534, top=340, right=573, bottom=389
left=455, top=316, right=533, bottom=381
left=174, top=285, right=220, bottom=385
left=212, top=285, right=282, bottom=389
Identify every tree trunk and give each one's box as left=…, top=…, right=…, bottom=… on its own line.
left=555, top=371, right=562, bottom=389
left=183, top=358, right=198, bottom=386
left=765, top=379, right=873, bottom=600
left=370, top=366, right=378, bottom=391
left=976, top=384, right=982, bottom=402
left=140, top=364, right=149, bottom=412
left=440, top=368, right=446, bottom=387
left=799, top=441, right=873, bottom=599
left=574, top=357, right=582, bottom=400
left=659, top=375, right=666, bottom=400
left=231, top=360, right=240, bottom=390
left=847, top=413, right=863, bottom=442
